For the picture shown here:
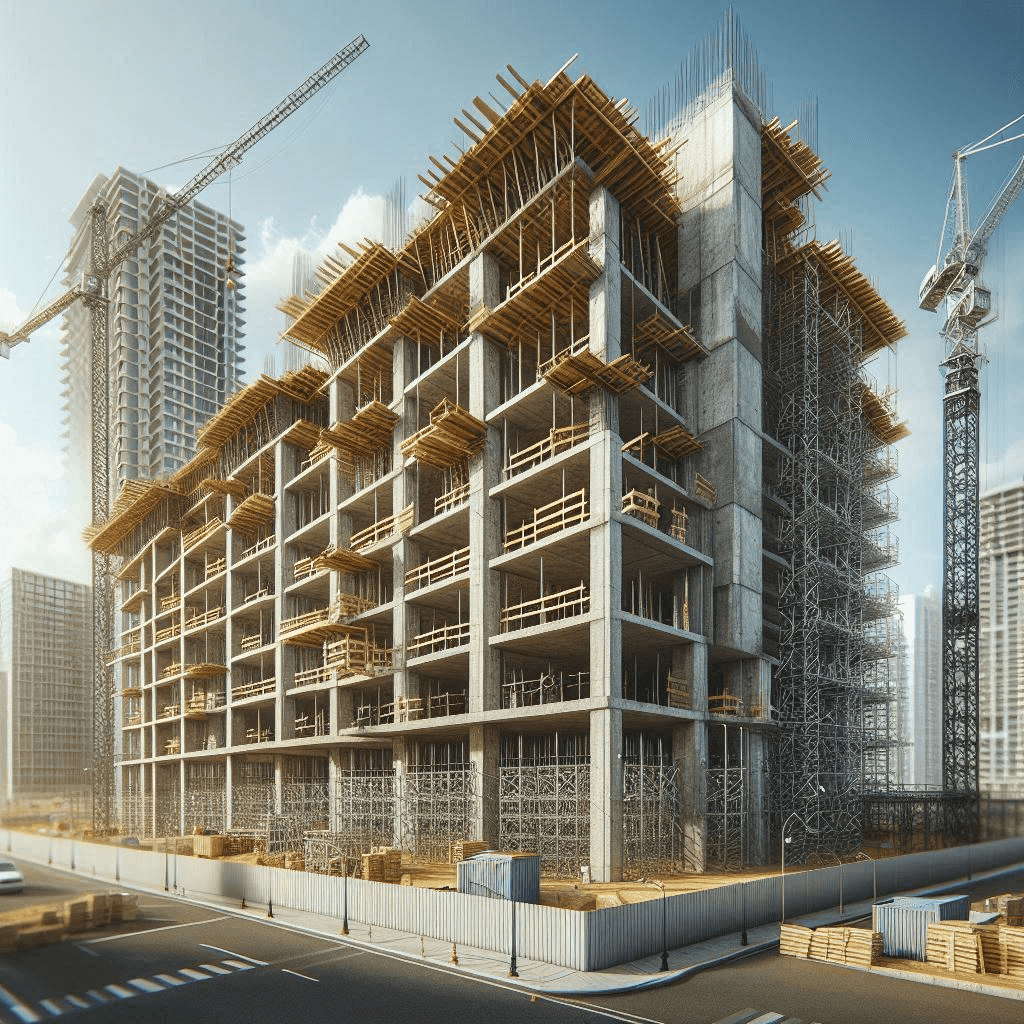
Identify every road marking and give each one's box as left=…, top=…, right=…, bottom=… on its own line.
left=222, top=959, right=254, bottom=971
left=84, top=991, right=109, bottom=1005
left=153, top=975, right=187, bottom=988
left=177, top=968, right=211, bottom=981
left=127, top=978, right=164, bottom=993
left=199, top=942, right=268, bottom=965
left=0, top=983, right=42, bottom=1023
left=73, top=943, right=99, bottom=957
left=559, top=999, right=667, bottom=1024
left=81, top=915, right=229, bottom=944
left=103, top=984, right=136, bottom=1000
left=281, top=969, right=319, bottom=983
left=199, top=963, right=231, bottom=975
left=38, top=1000, right=65, bottom=1017
left=62, top=997, right=90, bottom=1010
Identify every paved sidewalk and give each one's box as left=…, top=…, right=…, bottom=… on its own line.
left=145, top=861, right=1024, bottom=997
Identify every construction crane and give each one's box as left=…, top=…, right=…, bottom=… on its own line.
left=0, top=34, right=369, bottom=833
left=918, top=112, right=1024, bottom=842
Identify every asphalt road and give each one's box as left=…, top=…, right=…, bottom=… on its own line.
left=1, top=858, right=1021, bottom=1024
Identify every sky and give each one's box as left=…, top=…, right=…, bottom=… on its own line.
left=0, top=0, right=1022, bottom=600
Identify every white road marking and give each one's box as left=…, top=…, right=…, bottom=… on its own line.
left=222, top=959, right=254, bottom=971
left=73, top=943, right=99, bottom=957
left=81, top=915, right=228, bottom=944
left=153, top=974, right=187, bottom=988
left=103, top=984, right=136, bottom=1000
left=177, top=968, right=211, bottom=981
left=127, top=978, right=164, bottom=993
left=199, top=963, right=231, bottom=975
left=281, top=968, right=319, bottom=983
left=62, top=996, right=90, bottom=1010
left=84, top=990, right=108, bottom=1005
left=0, top=983, right=42, bottom=1023
left=199, top=942, right=268, bottom=965
left=38, top=1000, right=65, bottom=1018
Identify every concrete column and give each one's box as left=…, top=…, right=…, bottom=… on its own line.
left=225, top=753, right=234, bottom=829
left=391, top=336, right=414, bottom=705
left=675, top=86, right=764, bottom=658
left=392, top=735, right=407, bottom=848
left=328, top=747, right=343, bottom=832
left=273, top=754, right=284, bottom=816
left=673, top=640, right=708, bottom=871
left=468, top=250, right=502, bottom=713
left=273, top=438, right=289, bottom=743
left=588, top=185, right=624, bottom=705
left=469, top=723, right=500, bottom=845
left=589, top=707, right=623, bottom=882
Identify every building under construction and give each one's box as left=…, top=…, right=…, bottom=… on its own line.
left=88, top=23, right=908, bottom=879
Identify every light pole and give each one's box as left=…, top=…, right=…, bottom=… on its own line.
left=645, top=879, right=670, bottom=971
left=855, top=851, right=876, bottom=905
left=508, top=897, right=518, bottom=978
left=780, top=811, right=801, bottom=925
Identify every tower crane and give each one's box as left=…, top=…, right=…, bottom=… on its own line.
left=918, top=112, right=1024, bottom=841
left=0, top=34, right=369, bottom=833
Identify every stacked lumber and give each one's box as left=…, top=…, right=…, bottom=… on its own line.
left=109, top=893, right=138, bottom=923
left=449, top=840, right=489, bottom=863
left=780, top=923, right=881, bottom=966
left=362, top=847, right=403, bottom=882
left=0, top=892, right=139, bottom=952
left=995, top=893, right=1024, bottom=927
left=926, top=921, right=995, bottom=974
left=194, top=834, right=227, bottom=859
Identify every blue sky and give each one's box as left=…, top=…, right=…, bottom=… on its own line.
left=1, top=0, right=1022, bottom=596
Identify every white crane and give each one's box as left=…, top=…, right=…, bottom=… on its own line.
left=918, top=112, right=1024, bottom=839
left=0, top=34, right=369, bottom=832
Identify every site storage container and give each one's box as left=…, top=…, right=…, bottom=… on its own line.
left=456, top=852, right=540, bottom=903
left=871, top=894, right=970, bottom=959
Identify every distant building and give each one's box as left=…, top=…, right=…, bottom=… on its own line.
left=61, top=166, right=246, bottom=517
left=980, top=480, right=1024, bottom=798
left=0, top=569, right=92, bottom=802
left=897, top=589, right=942, bottom=788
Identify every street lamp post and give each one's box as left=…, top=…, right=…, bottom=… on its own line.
left=780, top=811, right=802, bottom=925
left=508, top=898, right=518, bottom=978
left=646, top=879, right=670, bottom=971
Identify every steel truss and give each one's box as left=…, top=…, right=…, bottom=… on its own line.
left=940, top=340, right=981, bottom=841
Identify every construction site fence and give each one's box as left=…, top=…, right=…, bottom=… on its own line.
left=2, top=830, right=1022, bottom=972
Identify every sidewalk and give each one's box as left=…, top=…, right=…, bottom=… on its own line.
left=135, top=861, right=1024, bottom=998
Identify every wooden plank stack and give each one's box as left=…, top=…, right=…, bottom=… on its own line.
left=449, top=840, right=490, bottom=863
left=995, top=893, right=1024, bottom=927
left=927, top=921, right=1024, bottom=977
left=362, top=846, right=402, bottom=883
left=780, top=923, right=882, bottom=966
left=0, top=892, right=139, bottom=952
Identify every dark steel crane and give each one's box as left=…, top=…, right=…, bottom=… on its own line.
left=918, top=113, right=1024, bottom=841
left=0, top=34, right=369, bottom=832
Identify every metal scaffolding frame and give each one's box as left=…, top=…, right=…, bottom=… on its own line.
left=401, top=741, right=475, bottom=863
left=499, top=733, right=590, bottom=878
left=764, top=254, right=901, bottom=862
left=623, top=732, right=682, bottom=879
left=183, top=761, right=226, bottom=833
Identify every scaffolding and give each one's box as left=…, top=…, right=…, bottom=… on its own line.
left=402, top=741, right=476, bottom=863
left=499, top=733, right=590, bottom=877
left=183, top=762, right=226, bottom=833
left=623, top=733, right=683, bottom=879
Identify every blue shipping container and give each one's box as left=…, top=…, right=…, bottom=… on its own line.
left=871, top=895, right=970, bottom=960
left=456, top=853, right=541, bottom=904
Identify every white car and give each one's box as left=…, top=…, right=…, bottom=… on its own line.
left=0, top=860, right=24, bottom=893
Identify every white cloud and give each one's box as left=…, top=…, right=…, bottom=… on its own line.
left=0, top=286, right=26, bottom=329
left=0, top=421, right=89, bottom=584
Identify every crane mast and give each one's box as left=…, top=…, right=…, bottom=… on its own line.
left=919, top=113, right=1024, bottom=842
left=2, top=35, right=369, bottom=833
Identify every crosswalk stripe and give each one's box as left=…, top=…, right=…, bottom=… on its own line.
left=199, top=963, right=231, bottom=975
left=177, top=968, right=211, bottom=981
left=84, top=990, right=109, bottom=1005
left=0, top=984, right=43, bottom=1023
left=62, top=996, right=90, bottom=1010
left=154, top=974, right=188, bottom=987
left=222, top=959, right=254, bottom=971
left=103, top=984, right=136, bottom=1000
left=127, top=978, right=164, bottom=993
left=38, top=1000, right=65, bottom=1018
